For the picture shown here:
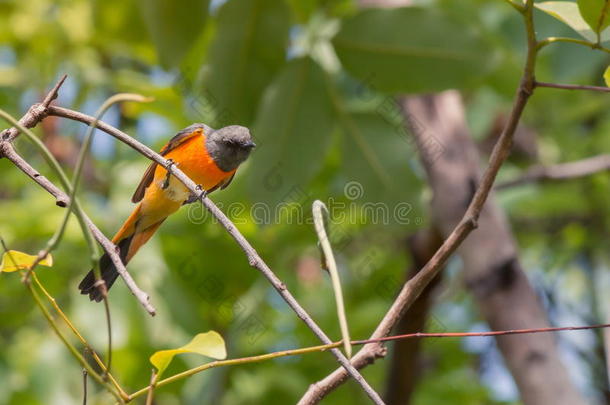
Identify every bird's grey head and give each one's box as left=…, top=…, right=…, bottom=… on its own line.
left=206, top=125, right=256, bottom=172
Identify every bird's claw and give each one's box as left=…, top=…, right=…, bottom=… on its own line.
left=183, top=185, right=207, bottom=205
left=196, top=185, right=208, bottom=200
left=162, top=159, right=175, bottom=189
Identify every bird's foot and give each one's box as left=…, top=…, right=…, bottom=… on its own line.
left=196, top=185, right=208, bottom=200
left=183, top=185, right=207, bottom=205
left=162, top=159, right=175, bottom=189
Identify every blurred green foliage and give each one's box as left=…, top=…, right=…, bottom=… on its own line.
left=1, top=0, right=610, bottom=404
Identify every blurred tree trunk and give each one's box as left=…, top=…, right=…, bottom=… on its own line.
left=356, top=1, right=585, bottom=404
left=400, top=91, right=585, bottom=405
left=384, top=228, right=443, bottom=405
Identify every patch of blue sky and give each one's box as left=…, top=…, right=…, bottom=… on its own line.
left=209, top=0, right=228, bottom=15
left=287, top=25, right=304, bottom=60
left=54, top=72, right=78, bottom=107
left=463, top=322, right=519, bottom=402
left=19, top=88, right=38, bottom=113
left=70, top=96, right=121, bottom=159
left=149, top=66, right=177, bottom=87
left=0, top=46, right=16, bottom=65
left=137, top=112, right=173, bottom=145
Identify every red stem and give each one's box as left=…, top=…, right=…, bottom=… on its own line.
left=352, top=323, right=610, bottom=345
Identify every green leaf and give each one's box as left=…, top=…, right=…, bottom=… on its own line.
left=286, top=0, right=355, bottom=22
left=332, top=7, right=496, bottom=93
left=577, top=0, right=610, bottom=34
left=536, top=1, right=610, bottom=42
left=603, top=65, right=610, bottom=85
left=138, top=0, right=209, bottom=68
left=286, top=0, right=322, bottom=23
left=93, top=0, right=149, bottom=46
left=249, top=57, right=335, bottom=208
left=341, top=112, right=421, bottom=208
left=0, top=250, right=52, bottom=273
left=204, top=0, right=290, bottom=125
left=150, top=331, right=227, bottom=376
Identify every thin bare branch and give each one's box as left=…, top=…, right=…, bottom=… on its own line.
left=0, top=108, right=100, bottom=272
left=31, top=273, right=128, bottom=398
left=27, top=279, right=123, bottom=402
left=22, top=104, right=382, bottom=402
left=1, top=235, right=123, bottom=402
left=0, top=143, right=156, bottom=315
left=0, top=142, right=68, bottom=206
left=54, top=93, right=151, bottom=373
left=0, top=78, right=155, bottom=316
left=82, top=369, right=88, bottom=405
left=497, top=154, right=610, bottom=189
left=126, top=321, right=610, bottom=402
left=0, top=74, right=66, bottom=143
left=46, top=108, right=384, bottom=405
left=537, top=36, right=610, bottom=54
left=145, top=369, right=156, bottom=405
left=535, top=81, right=610, bottom=93
left=297, top=1, right=539, bottom=403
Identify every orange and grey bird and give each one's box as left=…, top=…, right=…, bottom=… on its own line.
left=79, top=123, right=255, bottom=301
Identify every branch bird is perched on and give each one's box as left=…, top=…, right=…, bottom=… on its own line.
left=79, top=124, right=255, bottom=301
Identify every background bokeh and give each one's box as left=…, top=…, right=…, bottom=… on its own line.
left=1, top=0, right=610, bottom=404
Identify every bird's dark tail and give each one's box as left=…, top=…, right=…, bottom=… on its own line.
left=78, top=235, right=133, bottom=302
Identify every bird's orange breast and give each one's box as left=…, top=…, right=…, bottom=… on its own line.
left=154, top=133, right=235, bottom=190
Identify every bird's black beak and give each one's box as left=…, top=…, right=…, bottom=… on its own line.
left=245, top=141, right=256, bottom=149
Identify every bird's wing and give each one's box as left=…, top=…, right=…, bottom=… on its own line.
left=131, top=124, right=212, bottom=203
